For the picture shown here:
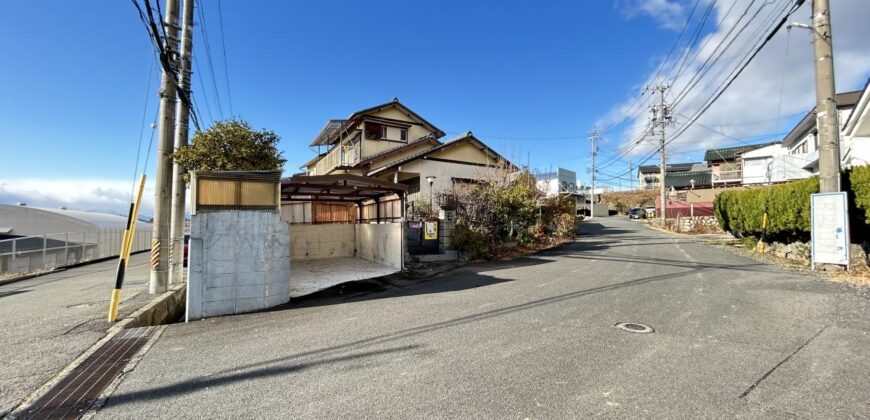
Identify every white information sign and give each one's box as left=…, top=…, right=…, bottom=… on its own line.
left=810, top=192, right=850, bottom=268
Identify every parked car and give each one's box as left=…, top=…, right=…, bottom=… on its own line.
left=644, top=207, right=656, bottom=218
left=628, top=207, right=643, bottom=219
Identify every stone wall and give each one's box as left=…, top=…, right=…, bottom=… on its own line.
left=670, top=216, right=721, bottom=233
left=187, top=211, right=291, bottom=321
left=355, top=223, right=402, bottom=269
left=289, top=224, right=355, bottom=260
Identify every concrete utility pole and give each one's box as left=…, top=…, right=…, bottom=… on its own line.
left=169, top=0, right=195, bottom=286
left=648, top=83, right=673, bottom=225
left=588, top=129, right=599, bottom=219
left=812, top=0, right=841, bottom=193
left=150, top=0, right=181, bottom=295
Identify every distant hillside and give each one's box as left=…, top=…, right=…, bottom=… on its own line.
left=601, top=190, right=658, bottom=214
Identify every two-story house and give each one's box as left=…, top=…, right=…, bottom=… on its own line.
left=637, top=162, right=701, bottom=190
left=781, top=89, right=862, bottom=172
left=300, top=99, right=515, bottom=213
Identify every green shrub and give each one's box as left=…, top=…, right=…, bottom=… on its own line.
left=849, top=165, right=870, bottom=224
left=713, top=177, right=818, bottom=241
left=713, top=167, right=870, bottom=243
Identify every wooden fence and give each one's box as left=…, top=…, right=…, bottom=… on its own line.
left=281, top=197, right=402, bottom=224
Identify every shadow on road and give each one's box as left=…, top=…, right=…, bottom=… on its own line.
left=101, top=344, right=422, bottom=409
left=287, top=254, right=555, bottom=309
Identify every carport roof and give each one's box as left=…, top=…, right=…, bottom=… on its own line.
left=280, top=174, right=409, bottom=204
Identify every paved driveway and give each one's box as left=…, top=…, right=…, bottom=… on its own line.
left=95, top=218, right=869, bottom=418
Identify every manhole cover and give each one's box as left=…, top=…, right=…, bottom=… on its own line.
left=615, top=322, right=654, bottom=333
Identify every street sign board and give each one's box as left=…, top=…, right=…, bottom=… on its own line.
left=810, top=192, right=850, bottom=268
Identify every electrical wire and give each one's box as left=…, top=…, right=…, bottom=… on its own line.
left=216, top=0, right=233, bottom=115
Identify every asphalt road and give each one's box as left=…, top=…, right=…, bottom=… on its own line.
left=95, top=218, right=869, bottom=418
left=0, top=253, right=153, bottom=416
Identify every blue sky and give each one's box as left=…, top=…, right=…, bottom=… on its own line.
left=2, top=0, right=869, bottom=214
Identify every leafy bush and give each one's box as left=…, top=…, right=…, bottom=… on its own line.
left=849, top=165, right=870, bottom=224
left=172, top=119, right=286, bottom=181
left=714, top=167, right=870, bottom=243
left=713, top=177, right=818, bottom=241
left=437, top=168, right=558, bottom=259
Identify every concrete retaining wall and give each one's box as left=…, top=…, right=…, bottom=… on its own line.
left=290, top=224, right=355, bottom=260
left=187, top=211, right=291, bottom=321
left=355, top=223, right=402, bottom=269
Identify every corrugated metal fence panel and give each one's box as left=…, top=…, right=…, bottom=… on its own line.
left=197, top=178, right=239, bottom=206
left=240, top=181, right=277, bottom=206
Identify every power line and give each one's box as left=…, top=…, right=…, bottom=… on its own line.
left=216, top=0, right=233, bottom=115
left=130, top=0, right=202, bottom=131
left=195, top=0, right=225, bottom=119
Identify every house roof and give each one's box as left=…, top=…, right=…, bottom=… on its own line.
left=664, top=170, right=712, bottom=189
left=355, top=135, right=441, bottom=166
left=704, top=145, right=760, bottom=162
left=843, top=78, right=870, bottom=134
left=782, top=90, right=863, bottom=148
left=638, top=162, right=699, bottom=174
left=366, top=131, right=516, bottom=176
left=309, top=99, right=445, bottom=146
left=280, top=174, right=409, bottom=204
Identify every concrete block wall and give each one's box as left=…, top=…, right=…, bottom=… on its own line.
left=355, top=223, right=402, bottom=269
left=439, top=220, right=455, bottom=252
left=290, top=224, right=355, bottom=260
left=187, top=211, right=291, bottom=321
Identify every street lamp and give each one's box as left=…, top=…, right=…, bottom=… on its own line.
left=426, top=176, right=436, bottom=217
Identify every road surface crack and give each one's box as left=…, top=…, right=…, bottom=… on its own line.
left=738, top=325, right=828, bottom=399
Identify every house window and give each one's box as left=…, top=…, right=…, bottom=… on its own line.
left=365, top=123, right=382, bottom=140
left=380, top=125, right=388, bottom=139
left=400, top=128, right=407, bottom=142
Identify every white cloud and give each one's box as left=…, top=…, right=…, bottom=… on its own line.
left=619, top=0, right=686, bottom=30
left=600, top=0, right=870, bottom=161
left=0, top=179, right=157, bottom=217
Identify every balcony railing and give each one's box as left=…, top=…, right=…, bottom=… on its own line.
left=712, top=169, right=742, bottom=183
left=313, top=145, right=359, bottom=175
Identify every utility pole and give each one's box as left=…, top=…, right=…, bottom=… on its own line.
left=169, top=0, right=195, bottom=286
left=811, top=0, right=841, bottom=193
left=648, top=83, right=673, bottom=225
left=588, top=129, right=599, bottom=219
left=150, top=0, right=181, bottom=295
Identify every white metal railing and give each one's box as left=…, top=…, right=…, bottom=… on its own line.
left=0, top=227, right=152, bottom=277
left=313, top=144, right=359, bottom=175
left=712, top=169, right=742, bottom=183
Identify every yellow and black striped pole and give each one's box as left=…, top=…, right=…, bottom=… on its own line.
left=108, top=174, right=146, bottom=322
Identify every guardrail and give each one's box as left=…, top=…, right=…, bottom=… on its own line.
left=0, top=227, right=152, bottom=277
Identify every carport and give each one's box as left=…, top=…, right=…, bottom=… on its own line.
left=280, top=174, right=408, bottom=297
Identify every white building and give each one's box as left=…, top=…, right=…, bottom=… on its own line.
left=843, top=80, right=870, bottom=167
left=781, top=89, right=862, bottom=173
left=0, top=204, right=152, bottom=274
left=741, top=142, right=814, bottom=185
left=536, top=168, right=577, bottom=197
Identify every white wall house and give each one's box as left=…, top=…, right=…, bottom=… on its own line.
left=536, top=168, right=577, bottom=197
left=741, top=143, right=814, bottom=185
left=781, top=89, right=863, bottom=174
left=843, top=80, right=870, bottom=168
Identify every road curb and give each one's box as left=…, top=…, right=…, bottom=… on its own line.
left=7, top=283, right=185, bottom=418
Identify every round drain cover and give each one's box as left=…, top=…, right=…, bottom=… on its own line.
left=615, top=322, right=654, bottom=333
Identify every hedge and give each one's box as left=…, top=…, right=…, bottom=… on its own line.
left=713, top=165, right=870, bottom=242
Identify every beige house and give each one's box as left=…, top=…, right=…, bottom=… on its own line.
left=296, top=99, right=515, bottom=219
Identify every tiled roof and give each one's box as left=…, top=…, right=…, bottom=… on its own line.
left=638, top=162, right=700, bottom=174
left=664, top=170, right=711, bottom=189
